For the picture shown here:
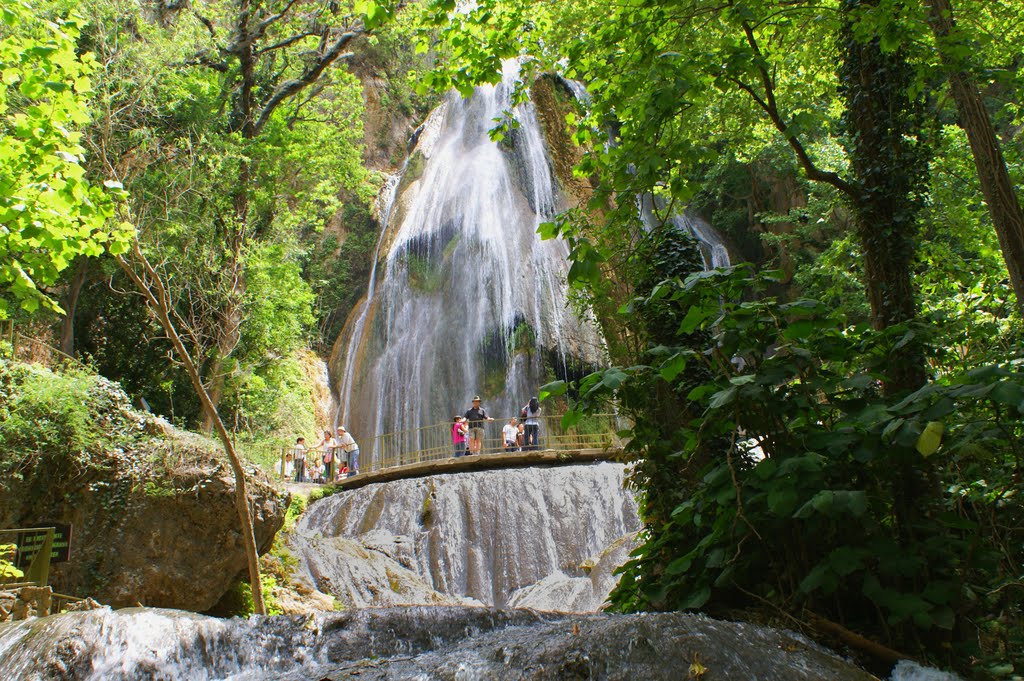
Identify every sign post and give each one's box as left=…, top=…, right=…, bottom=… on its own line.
left=12, top=524, right=73, bottom=587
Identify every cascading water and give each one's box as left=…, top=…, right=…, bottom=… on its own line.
left=639, top=193, right=731, bottom=270
left=330, top=62, right=605, bottom=463
left=334, top=170, right=402, bottom=429
left=289, top=462, right=639, bottom=612
left=0, top=605, right=905, bottom=680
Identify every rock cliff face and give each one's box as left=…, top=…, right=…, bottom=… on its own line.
left=0, top=361, right=288, bottom=612
left=290, top=463, right=640, bottom=612
left=1, top=437, right=287, bottom=612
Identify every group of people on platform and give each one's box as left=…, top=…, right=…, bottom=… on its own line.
left=283, top=425, right=360, bottom=483
left=283, top=395, right=541, bottom=482
left=452, top=395, right=542, bottom=456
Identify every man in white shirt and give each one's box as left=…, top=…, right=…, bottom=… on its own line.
left=336, top=425, right=360, bottom=477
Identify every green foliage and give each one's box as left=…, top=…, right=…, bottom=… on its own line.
left=215, top=573, right=282, bottom=618
left=0, top=2, right=132, bottom=318
left=61, top=0, right=387, bottom=431
left=0, top=358, right=143, bottom=468
left=557, top=265, right=1023, bottom=670
left=0, top=543, right=24, bottom=580
left=0, top=357, right=156, bottom=522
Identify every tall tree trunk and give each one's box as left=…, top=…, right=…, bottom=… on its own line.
left=59, top=258, right=90, bottom=357
left=117, top=241, right=266, bottom=616
left=840, top=0, right=930, bottom=394
left=201, top=0, right=255, bottom=432
left=926, top=0, right=1024, bottom=316
left=840, top=1, right=935, bottom=550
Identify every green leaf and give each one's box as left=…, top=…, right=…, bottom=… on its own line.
left=708, top=385, right=737, bottom=409
left=538, top=381, right=567, bottom=400
left=915, top=421, right=944, bottom=458
left=680, top=585, right=711, bottom=609
left=767, top=487, right=798, bottom=516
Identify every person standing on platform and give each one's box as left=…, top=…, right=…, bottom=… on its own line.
left=293, top=437, right=307, bottom=483
left=313, top=429, right=334, bottom=483
left=337, top=425, right=360, bottom=477
left=452, top=416, right=469, bottom=457
left=464, top=396, right=494, bottom=454
left=521, top=396, right=542, bottom=451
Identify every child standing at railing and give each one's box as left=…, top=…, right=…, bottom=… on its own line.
left=503, top=418, right=519, bottom=452
left=452, top=416, right=468, bottom=457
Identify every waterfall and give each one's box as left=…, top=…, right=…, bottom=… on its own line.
left=290, top=462, right=639, bottom=612
left=331, top=62, right=605, bottom=463
left=334, top=171, right=402, bottom=430
left=638, top=193, right=732, bottom=270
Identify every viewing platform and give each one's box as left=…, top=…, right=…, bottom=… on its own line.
left=276, top=413, right=628, bottom=488
left=335, top=446, right=622, bottom=491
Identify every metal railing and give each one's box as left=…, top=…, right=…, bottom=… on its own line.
left=371, top=413, right=624, bottom=473
left=271, top=413, right=626, bottom=481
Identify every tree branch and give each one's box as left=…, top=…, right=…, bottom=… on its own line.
left=735, top=19, right=858, bottom=198
left=252, top=29, right=361, bottom=134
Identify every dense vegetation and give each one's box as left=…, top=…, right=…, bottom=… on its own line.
left=3, top=0, right=1024, bottom=675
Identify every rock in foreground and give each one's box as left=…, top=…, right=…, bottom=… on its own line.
left=0, top=605, right=878, bottom=680
left=0, top=360, right=288, bottom=612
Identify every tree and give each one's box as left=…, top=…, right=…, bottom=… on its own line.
left=115, top=237, right=270, bottom=615
left=175, top=0, right=400, bottom=430
left=925, top=0, right=1024, bottom=317
left=0, top=2, right=132, bottom=318
left=68, top=0, right=385, bottom=431
left=423, top=0, right=933, bottom=387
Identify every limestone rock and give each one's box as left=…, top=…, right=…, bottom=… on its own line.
left=0, top=374, right=289, bottom=613
left=0, top=606, right=883, bottom=680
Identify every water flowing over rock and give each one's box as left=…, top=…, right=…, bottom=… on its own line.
left=289, top=463, right=639, bottom=612
left=330, top=62, right=606, bottom=464
left=0, top=605, right=885, bottom=680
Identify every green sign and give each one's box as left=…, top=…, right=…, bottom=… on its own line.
left=15, top=524, right=72, bottom=569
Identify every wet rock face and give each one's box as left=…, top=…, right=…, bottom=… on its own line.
left=290, top=463, right=640, bottom=611
left=0, top=605, right=880, bottom=681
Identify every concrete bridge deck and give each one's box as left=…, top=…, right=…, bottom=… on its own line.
left=335, top=447, right=622, bottom=491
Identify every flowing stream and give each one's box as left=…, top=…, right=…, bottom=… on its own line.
left=0, top=605, right=921, bottom=680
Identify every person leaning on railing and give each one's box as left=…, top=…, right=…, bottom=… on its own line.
left=336, top=425, right=359, bottom=477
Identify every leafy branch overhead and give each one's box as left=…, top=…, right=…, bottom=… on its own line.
left=0, top=4, right=133, bottom=318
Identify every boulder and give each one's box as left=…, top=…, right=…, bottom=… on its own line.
left=0, top=361, right=288, bottom=612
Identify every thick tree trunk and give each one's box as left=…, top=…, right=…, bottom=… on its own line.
left=926, top=0, right=1024, bottom=316
left=117, top=242, right=266, bottom=616
left=841, top=0, right=929, bottom=394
